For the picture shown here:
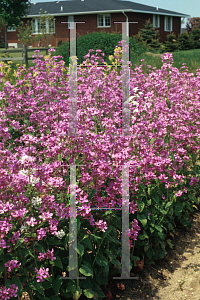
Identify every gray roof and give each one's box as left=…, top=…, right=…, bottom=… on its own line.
left=23, top=0, right=190, bottom=18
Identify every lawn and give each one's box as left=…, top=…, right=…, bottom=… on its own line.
left=0, top=47, right=200, bottom=76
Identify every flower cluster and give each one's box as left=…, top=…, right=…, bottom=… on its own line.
left=55, top=229, right=66, bottom=239
left=0, top=284, right=18, bottom=300
left=0, top=44, right=199, bottom=297
left=38, top=248, right=56, bottom=261
left=35, top=267, right=50, bottom=282
left=4, top=260, right=21, bottom=272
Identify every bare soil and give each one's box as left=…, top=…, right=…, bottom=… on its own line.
left=105, top=204, right=200, bottom=300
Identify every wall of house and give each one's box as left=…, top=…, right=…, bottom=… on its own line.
left=3, top=13, right=181, bottom=48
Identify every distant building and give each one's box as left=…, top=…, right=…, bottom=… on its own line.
left=0, top=0, right=190, bottom=48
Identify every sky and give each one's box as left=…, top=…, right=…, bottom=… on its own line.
left=29, top=0, right=200, bottom=28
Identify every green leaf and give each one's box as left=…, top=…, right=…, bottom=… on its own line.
left=136, top=199, right=145, bottom=212
left=138, top=230, right=148, bottom=240
left=168, top=222, right=174, bottom=230
left=165, top=202, right=172, bottom=209
left=96, top=254, right=109, bottom=271
left=167, top=239, right=174, bottom=249
left=81, top=237, right=93, bottom=250
left=14, top=238, right=24, bottom=249
left=138, top=214, right=147, bottom=227
left=155, top=225, right=162, bottom=232
left=76, top=243, right=84, bottom=256
left=150, top=138, right=156, bottom=145
left=42, top=281, right=52, bottom=289
left=53, top=257, right=63, bottom=269
left=1, top=254, right=12, bottom=263
left=79, top=264, right=93, bottom=278
left=175, top=202, right=183, bottom=215
left=90, top=234, right=102, bottom=242
left=32, top=280, right=44, bottom=295
left=95, top=275, right=108, bottom=285
left=12, top=275, right=22, bottom=297
left=50, top=296, right=61, bottom=300
left=83, top=289, right=95, bottom=298
left=35, top=243, right=45, bottom=253
left=152, top=193, right=159, bottom=204
left=52, top=276, right=62, bottom=294
left=58, top=153, right=63, bottom=162
left=96, top=287, right=106, bottom=298
left=88, top=188, right=96, bottom=200
left=0, top=262, right=5, bottom=277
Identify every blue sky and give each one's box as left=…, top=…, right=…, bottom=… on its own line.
left=29, top=0, right=200, bottom=28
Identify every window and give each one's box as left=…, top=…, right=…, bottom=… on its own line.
left=68, top=16, right=74, bottom=29
left=32, top=19, right=55, bottom=34
left=153, top=15, right=160, bottom=28
left=97, top=14, right=111, bottom=27
left=164, top=16, right=172, bottom=31
left=7, top=25, right=16, bottom=31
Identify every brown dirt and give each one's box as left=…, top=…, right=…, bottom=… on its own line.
left=105, top=205, right=200, bottom=300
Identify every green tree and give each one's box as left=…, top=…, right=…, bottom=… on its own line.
left=164, top=32, right=178, bottom=52
left=190, top=27, right=200, bottom=49
left=177, top=32, right=193, bottom=50
left=16, top=19, right=36, bottom=47
left=0, top=0, right=31, bottom=49
left=33, top=8, right=55, bottom=48
left=137, top=18, right=161, bottom=50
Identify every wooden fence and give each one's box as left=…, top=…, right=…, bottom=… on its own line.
left=0, top=45, right=57, bottom=66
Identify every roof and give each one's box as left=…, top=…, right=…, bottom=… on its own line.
left=23, top=0, right=190, bottom=18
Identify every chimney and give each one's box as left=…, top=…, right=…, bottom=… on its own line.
left=61, top=6, right=63, bottom=11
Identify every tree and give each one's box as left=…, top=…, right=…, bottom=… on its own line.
left=137, top=19, right=161, bottom=50
left=0, top=0, right=31, bottom=49
left=186, top=17, right=200, bottom=34
left=16, top=19, right=36, bottom=47
left=190, top=27, right=200, bottom=49
left=33, top=9, right=55, bottom=48
left=177, top=32, right=193, bottom=50
left=164, top=32, right=178, bottom=52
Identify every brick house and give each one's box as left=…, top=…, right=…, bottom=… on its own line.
left=0, top=0, right=190, bottom=48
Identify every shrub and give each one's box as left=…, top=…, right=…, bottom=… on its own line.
left=190, top=27, right=200, bottom=49
left=57, top=39, right=63, bottom=47
left=54, top=31, right=143, bottom=68
left=164, top=32, right=178, bottom=53
left=137, top=19, right=161, bottom=51
left=177, top=32, right=193, bottom=50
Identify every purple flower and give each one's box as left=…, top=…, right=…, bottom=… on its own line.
left=35, top=267, right=50, bottom=282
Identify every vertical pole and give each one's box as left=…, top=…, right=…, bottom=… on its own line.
left=23, top=44, right=28, bottom=67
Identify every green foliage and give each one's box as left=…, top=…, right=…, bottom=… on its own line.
left=177, top=32, right=193, bottom=50
left=164, top=32, right=178, bottom=52
left=57, top=39, right=63, bottom=47
left=33, top=8, right=56, bottom=48
left=137, top=19, right=161, bottom=50
left=16, top=20, right=36, bottom=46
left=190, top=27, right=200, bottom=49
left=54, top=31, right=149, bottom=69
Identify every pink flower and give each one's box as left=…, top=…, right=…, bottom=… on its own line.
left=4, top=260, right=21, bottom=272
left=35, top=267, right=50, bottom=282
left=37, top=228, right=47, bottom=241
left=95, top=220, right=107, bottom=232
left=175, top=190, right=183, bottom=197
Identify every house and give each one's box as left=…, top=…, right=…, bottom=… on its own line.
left=1, top=0, right=190, bottom=48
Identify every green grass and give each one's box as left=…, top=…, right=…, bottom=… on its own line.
left=130, top=48, right=200, bottom=76
left=1, top=47, right=200, bottom=77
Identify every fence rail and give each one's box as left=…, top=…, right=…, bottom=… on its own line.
left=0, top=45, right=58, bottom=65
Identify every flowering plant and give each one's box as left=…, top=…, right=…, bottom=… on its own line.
left=0, top=44, right=199, bottom=299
